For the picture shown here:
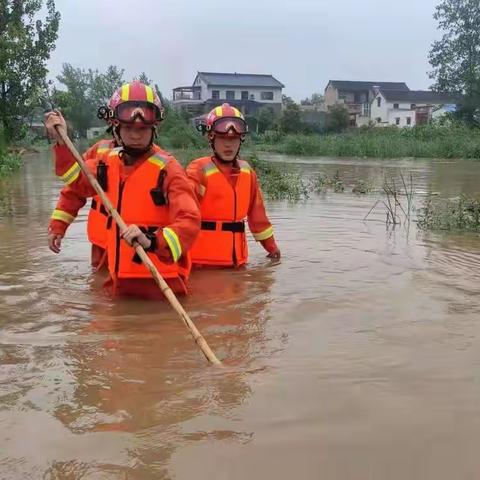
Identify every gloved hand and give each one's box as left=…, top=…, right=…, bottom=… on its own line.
left=260, top=236, right=281, bottom=260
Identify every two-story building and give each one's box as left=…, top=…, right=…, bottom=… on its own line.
left=324, top=80, right=410, bottom=126
left=172, top=71, right=284, bottom=116
left=370, top=89, right=458, bottom=127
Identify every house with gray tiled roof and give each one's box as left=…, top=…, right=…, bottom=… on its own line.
left=324, top=80, right=411, bottom=126
left=172, top=72, right=284, bottom=116
left=371, top=88, right=459, bottom=127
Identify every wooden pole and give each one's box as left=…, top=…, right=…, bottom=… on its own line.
left=56, top=128, right=221, bottom=365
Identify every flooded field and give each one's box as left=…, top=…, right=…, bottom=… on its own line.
left=1, top=151, right=480, bottom=479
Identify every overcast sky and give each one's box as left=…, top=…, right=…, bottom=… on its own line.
left=47, top=0, right=443, bottom=100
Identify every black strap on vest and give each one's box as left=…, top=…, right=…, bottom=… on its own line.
left=201, top=221, right=245, bottom=233
left=91, top=198, right=109, bottom=217
left=150, top=170, right=168, bottom=206
left=96, top=161, right=108, bottom=191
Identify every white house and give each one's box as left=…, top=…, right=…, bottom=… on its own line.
left=172, top=71, right=284, bottom=116
left=324, top=80, right=410, bottom=126
left=370, top=89, right=458, bottom=127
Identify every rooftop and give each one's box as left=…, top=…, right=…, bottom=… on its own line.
left=328, top=80, right=409, bottom=92
left=196, top=72, right=284, bottom=88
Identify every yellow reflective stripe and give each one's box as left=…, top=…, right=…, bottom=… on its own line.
left=148, top=153, right=168, bottom=169
left=109, top=147, right=122, bottom=157
left=60, top=163, right=81, bottom=185
left=163, top=227, right=182, bottom=262
left=96, top=141, right=111, bottom=154
left=238, top=160, right=251, bottom=174
left=234, top=108, right=241, bottom=117
left=215, top=106, right=223, bottom=116
left=145, top=85, right=154, bottom=103
left=51, top=209, right=75, bottom=224
left=121, top=84, right=130, bottom=101
left=203, top=162, right=219, bottom=177
left=253, top=226, right=274, bottom=241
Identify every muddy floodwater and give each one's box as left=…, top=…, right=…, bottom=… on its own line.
left=1, top=151, right=480, bottom=479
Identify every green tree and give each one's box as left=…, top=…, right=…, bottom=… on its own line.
left=301, top=92, right=324, bottom=106
left=282, top=94, right=295, bottom=106
left=90, top=65, right=125, bottom=107
left=0, top=0, right=60, bottom=140
left=326, top=104, right=350, bottom=132
left=54, top=64, right=125, bottom=137
left=136, top=72, right=152, bottom=85
left=428, top=0, right=480, bottom=124
left=250, top=107, right=277, bottom=134
left=55, top=64, right=93, bottom=137
left=278, top=102, right=303, bottom=133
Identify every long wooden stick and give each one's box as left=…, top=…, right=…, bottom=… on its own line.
left=56, top=128, right=221, bottom=365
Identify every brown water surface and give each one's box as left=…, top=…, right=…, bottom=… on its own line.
left=1, top=152, right=480, bottom=479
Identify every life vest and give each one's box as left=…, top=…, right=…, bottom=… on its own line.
left=98, top=147, right=190, bottom=291
left=190, top=157, right=252, bottom=267
left=86, top=140, right=114, bottom=249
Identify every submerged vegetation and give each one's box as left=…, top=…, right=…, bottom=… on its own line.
left=417, top=195, right=480, bottom=232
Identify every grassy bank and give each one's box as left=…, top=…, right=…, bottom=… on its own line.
left=255, top=124, right=480, bottom=159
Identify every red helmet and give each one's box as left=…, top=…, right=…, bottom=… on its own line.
left=107, top=81, right=164, bottom=127
left=205, top=103, right=248, bottom=136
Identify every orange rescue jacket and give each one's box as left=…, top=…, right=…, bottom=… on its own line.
left=189, top=156, right=252, bottom=266
left=99, top=148, right=191, bottom=293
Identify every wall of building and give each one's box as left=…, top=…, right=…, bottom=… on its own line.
left=370, top=93, right=389, bottom=123
left=203, top=86, right=282, bottom=104
left=324, top=84, right=338, bottom=107
left=386, top=109, right=415, bottom=127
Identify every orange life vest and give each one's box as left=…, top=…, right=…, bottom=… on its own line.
left=190, top=157, right=252, bottom=267
left=98, top=147, right=190, bottom=291
left=87, top=140, right=114, bottom=249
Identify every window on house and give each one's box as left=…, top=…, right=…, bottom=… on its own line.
left=261, top=91, right=274, bottom=100
left=406, top=117, right=411, bottom=125
left=395, top=118, right=400, bottom=125
left=393, top=103, right=399, bottom=109
left=241, top=91, right=248, bottom=100
left=377, top=97, right=381, bottom=107
left=411, top=104, right=416, bottom=109
left=376, top=117, right=382, bottom=123
left=212, top=90, right=220, bottom=100
left=226, top=90, right=235, bottom=100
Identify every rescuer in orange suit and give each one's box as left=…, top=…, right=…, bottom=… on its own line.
left=48, top=137, right=115, bottom=269
left=186, top=103, right=280, bottom=267
left=44, top=81, right=200, bottom=298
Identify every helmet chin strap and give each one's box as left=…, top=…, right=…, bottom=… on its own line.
left=115, top=125, right=155, bottom=162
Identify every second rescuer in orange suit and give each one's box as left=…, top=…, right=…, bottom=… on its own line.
left=186, top=103, right=280, bottom=267
left=44, top=81, right=200, bottom=298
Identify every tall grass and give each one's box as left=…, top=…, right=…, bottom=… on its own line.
left=0, top=126, right=22, bottom=177
left=256, top=124, right=480, bottom=159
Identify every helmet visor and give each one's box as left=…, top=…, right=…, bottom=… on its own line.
left=116, top=102, right=160, bottom=125
left=211, top=117, right=248, bottom=135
